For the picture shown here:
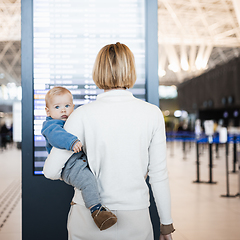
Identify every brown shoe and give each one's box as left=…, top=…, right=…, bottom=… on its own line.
left=91, top=206, right=117, bottom=231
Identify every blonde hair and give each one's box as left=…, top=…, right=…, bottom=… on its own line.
left=92, top=42, right=137, bottom=90
left=45, top=86, right=73, bottom=107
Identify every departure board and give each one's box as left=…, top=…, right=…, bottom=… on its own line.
left=33, top=0, right=146, bottom=175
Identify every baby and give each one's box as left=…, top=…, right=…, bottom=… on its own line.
left=41, top=86, right=117, bottom=231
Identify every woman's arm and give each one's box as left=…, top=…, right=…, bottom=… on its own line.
left=43, top=147, right=73, bottom=180
left=148, top=108, right=175, bottom=233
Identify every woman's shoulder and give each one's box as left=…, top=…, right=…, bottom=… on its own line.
left=133, top=99, right=164, bottom=125
left=134, top=98, right=162, bottom=113
left=74, top=101, right=97, bottom=112
left=70, top=102, right=99, bottom=119
left=73, top=98, right=162, bottom=119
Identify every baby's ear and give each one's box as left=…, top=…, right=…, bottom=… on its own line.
left=45, top=107, right=50, bottom=116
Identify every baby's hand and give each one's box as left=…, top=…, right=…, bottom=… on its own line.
left=73, top=141, right=82, bottom=153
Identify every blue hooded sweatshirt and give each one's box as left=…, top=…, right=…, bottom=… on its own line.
left=41, top=116, right=79, bottom=154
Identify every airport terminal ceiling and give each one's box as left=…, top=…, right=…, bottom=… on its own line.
left=1, top=0, right=240, bottom=87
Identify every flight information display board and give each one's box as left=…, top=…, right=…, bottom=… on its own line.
left=33, top=0, right=146, bottom=175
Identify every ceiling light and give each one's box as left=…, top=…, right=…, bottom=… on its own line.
left=168, top=64, right=180, bottom=73
left=164, top=110, right=170, bottom=116
left=158, top=69, right=166, bottom=77
left=181, top=59, right=189, bottom=71
left=174, top=110, right=182, bottom=118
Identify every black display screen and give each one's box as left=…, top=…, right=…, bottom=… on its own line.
left=33, top=0, right=146, bottom=174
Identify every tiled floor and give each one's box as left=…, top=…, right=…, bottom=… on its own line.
left=0, top=145, right=21, bottom=240
left=167, top=141, right=240, bottom=240
left=0, top=141, right=239, bottom=240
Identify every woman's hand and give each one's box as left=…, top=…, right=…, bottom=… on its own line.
left=159, top=233, right=173, bottom=240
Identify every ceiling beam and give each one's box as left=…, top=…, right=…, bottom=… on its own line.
left=160, top=0, right=186, bottom=37
left=0, top=66, right=18, bottom=86
left=158, top=36, right=240, bottom=47
left=180, top=44, right=189, bottom=71
left=189, top=45, right=197, bottom=71
left=232, top=0, right=240, bottom=28
left=158, top=45, right=167, bottom=77
left=221, top=0, right=240, bottom=41
left=202, top=45, right=213, bottom=69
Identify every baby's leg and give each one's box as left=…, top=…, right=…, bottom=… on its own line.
left=61, top=152, right=100, bottom=208
left=61, top=152, right=117, bottom=231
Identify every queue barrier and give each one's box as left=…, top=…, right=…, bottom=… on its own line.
left=166, top=132, right=240, bottom=198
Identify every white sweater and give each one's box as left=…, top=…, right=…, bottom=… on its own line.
left=43, top=90, right=173, bottom=225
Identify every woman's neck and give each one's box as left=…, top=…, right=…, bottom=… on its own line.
left=104, top=87, right=126, bottom=92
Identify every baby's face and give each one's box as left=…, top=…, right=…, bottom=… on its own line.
left=45, top=93, right=75, bottom=121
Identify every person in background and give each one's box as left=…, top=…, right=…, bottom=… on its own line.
left=0, top=123, right=10, bottom=149
left=43, top=42, right=175, bottom=240
left=41, top=86, right=117, bottom=231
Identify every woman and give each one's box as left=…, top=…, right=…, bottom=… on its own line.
left=43, top=42, right=174, bottom=240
